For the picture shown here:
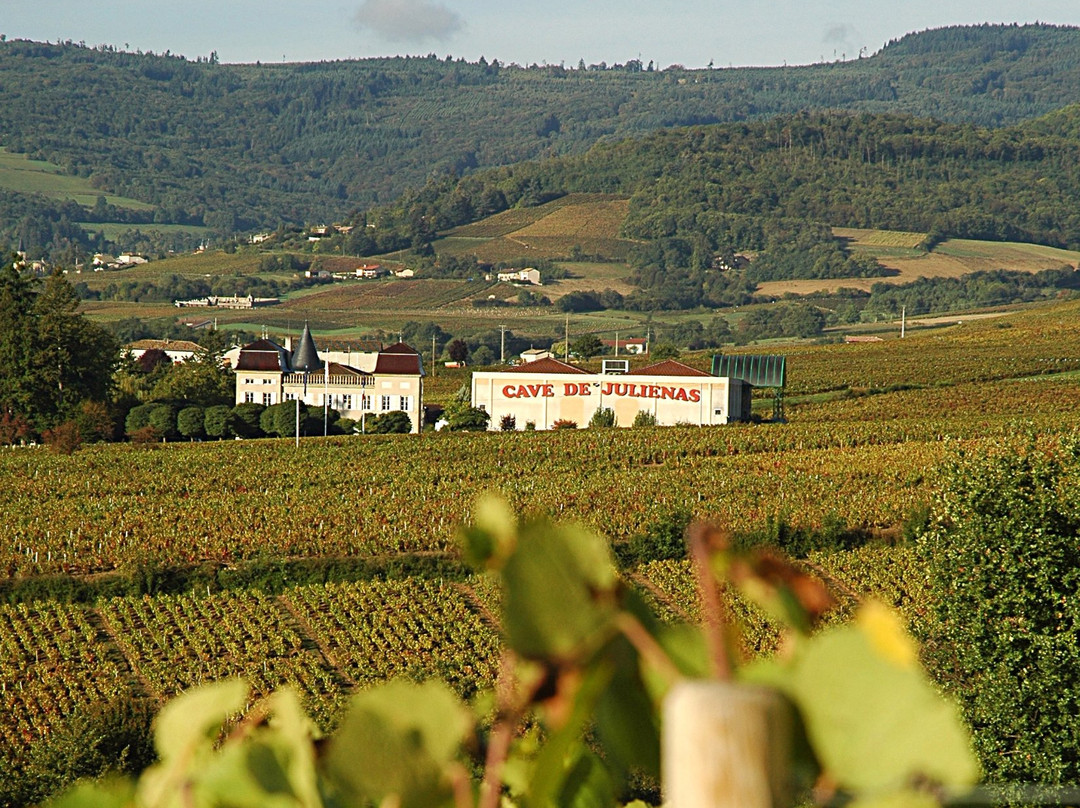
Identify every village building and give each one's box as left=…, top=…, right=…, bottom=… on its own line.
left=234, top=326, right=424, bottom=433
left=174, top=295, right=280, bottom=309
left=497, top=268, right=541, bottom=285
left=601, top=338, right=649, bottom=355
left=127, top=339, right=204, bottom=364
left=519, top=348, right=555, bottom=363
left=471, top=357, right=751, bottom=430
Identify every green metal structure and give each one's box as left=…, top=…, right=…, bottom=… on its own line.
left=711, top=354, right=787, bottom=421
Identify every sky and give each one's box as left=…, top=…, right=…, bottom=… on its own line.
left=3, top=1, right=1079, bottom=69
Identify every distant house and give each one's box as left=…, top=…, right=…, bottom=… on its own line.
left=306, top=268, right=332, bottom=279
left=601, top=338, right=649, bottom=355
left=395, top=268, right=416, bottom=278
left=116, top=253, right=148, bottom=266
left=356, top=264, right=387, bottom=279
left=92, top=253, right=116, bottom=270
left=174, top=295, right=279, bottom=309
left=498, top=268, right=541, bottom=285
left=127, top=339, right=203, bottom=364
left=520, top=348, right=554, bottom=363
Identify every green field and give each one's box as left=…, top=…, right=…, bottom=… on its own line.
left=78, top=222, right=212, bottom=240
left=0, top=147, right=152, bottom=210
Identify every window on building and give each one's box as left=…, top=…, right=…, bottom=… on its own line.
left=284, top=393, right=294, bottom=402
left=380, top=395, right=392, bottom=411
left=342, top=394, right=353, bottom=410
left=244, top=378, right=254, bottom=385
left=244, top=392, right=254, bottom=403
left=263, top=378, right=273, bottom=385
left=399, top=396, right=412, bottom=411
left=324, top=393, right=334, bottom=406
left=362, top=395, right=371, bottom=411
left=262, top=393, right=273, bottom=406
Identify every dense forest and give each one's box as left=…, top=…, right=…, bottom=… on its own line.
left=3, top=22, right=1080, bottom=256
left=330, top=108, right=1080, bottom=309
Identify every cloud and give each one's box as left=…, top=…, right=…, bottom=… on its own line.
left=354, top=0, right=464, bottom=43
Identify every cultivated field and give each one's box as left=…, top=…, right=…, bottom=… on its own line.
left=5, top=299, right=1080, bottom=788
left=435, top=193, right=636, bottom=263
left=758, top=230, right=1080, bottom=296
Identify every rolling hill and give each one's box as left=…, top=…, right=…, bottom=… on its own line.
left=5, top=22, right=1080, bottom=259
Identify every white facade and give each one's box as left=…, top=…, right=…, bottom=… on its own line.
left=471, top=359, right=751, bottom=430
left=234, top=339, right=424, bottom=434
left=236, top=371, right=422, bottom=432
left=497, top=268, right=541, bottom=285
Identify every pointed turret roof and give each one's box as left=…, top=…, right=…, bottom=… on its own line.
left=291, top=323, right=323, bottom=373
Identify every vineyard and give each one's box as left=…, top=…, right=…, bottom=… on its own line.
left=4, top=299, right=1080, bottom=800
left=434, top=193, right=636, bottom=263
left=0, top=546, right=926, bottom=775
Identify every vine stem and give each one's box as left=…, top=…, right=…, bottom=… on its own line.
left=616, top=612, right=682, bottom=685
left=478, top=650, right=535, bottom=808
left=689, top=523, right=732, bottom=682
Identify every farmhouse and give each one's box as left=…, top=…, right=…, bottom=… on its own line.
left=234, top=326, right=424, bottom=433
left=127, top=339, right=203, bottom=364
left=497, top=268, right=541, bottom=285
left=601, top=338, right=649, bottom=355
left=520, top=348, right=554, bottom=363
left=174, top=295, right=280, bottom=309
left=471, top=357, right=751, bottom=430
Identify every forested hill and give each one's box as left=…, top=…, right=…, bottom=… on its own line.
left=3, top=22, right=1080, bottom=245
left=348, top=107, right=1080, bottom=309
left=359, top=107, right=1080, bottom=254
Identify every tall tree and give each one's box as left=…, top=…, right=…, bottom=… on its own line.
left=31, top=271, right=118, bottom=423
left=0, top=261, right=35, bottom=420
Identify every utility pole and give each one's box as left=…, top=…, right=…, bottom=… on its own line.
left=901, top=306, right=906, bottom=338
left=499, top=324, right=507, bottom=364
left=432, top=335, right=437, bottom=377
left=615, top=329, right=619, bottom=358
left=565, top=315, right=570, bottom=360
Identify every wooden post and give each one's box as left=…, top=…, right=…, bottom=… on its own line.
left=663, top=681, right=794, bottom=808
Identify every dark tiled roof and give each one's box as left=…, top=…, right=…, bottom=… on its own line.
left=291, top=324, right=322, bottom=372
left=326, top=362, right=371, bottom=376
left=235, top=340, right=291, bottom=372
left=381, top=342, right=419, bottom=355
left=634, top=359, right=713, bottom=377
left=513, top=357, right=589, bottom=375
left=373, top=342, right=424, bottom=375
left=374, top=353, right=423, bottom=375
